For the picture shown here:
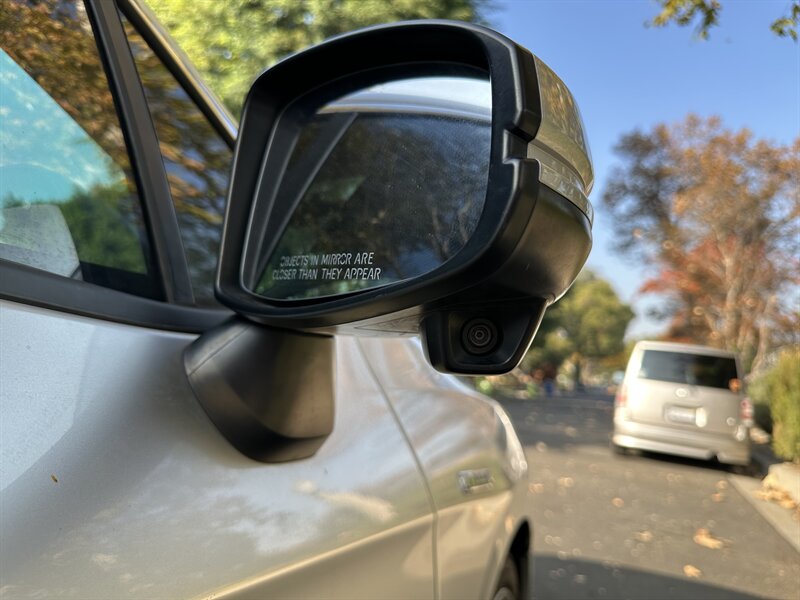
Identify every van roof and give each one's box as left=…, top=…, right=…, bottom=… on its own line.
left=633, top=340, right=737, bottom=358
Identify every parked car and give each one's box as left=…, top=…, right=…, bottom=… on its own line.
left=0, top=0, right=594, bottom=597
left=613, top=341, right=752, bottom=466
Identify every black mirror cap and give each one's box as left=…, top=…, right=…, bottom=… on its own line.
left=216, top=20, right=593, bottom=374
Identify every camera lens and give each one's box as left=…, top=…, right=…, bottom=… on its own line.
left=462, top=318, right=499, bottom=355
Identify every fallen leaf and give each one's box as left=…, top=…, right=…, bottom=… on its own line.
left=634, top=530, right=653, bottom=543
left=753, top=488, right=772, bottom=501
left=50, top=474, right=58, bottom=483
left=557, top=477, right=575, bottom=488
left=753, top=486, right=798, bottom=510
left=693, top=528, right=724, bottom=549
left=683, top=564, right=702, bottom=578
left=612, top=497, right=625, bottom=508
left=711, top=492, right=725, bottom=502
left=715, top=480, right=728, bottom=490
left=529, top=483, right=544, bottom=494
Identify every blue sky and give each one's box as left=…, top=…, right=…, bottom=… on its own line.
left=0, top=51, right=122, bottom=205
left=492, top=0, right=800, bottom=337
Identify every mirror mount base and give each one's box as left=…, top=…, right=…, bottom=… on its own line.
left=184, top=318, right=335, bottom=463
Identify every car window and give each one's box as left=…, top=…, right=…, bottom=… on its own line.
left=122, top=17, right=232, bottom=307
left=638, top=350, right=738, bottom=389
left=0, top=0, right=161, bottom=300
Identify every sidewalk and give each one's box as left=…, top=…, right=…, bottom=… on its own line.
left=730, top=440, right=800, bottom=554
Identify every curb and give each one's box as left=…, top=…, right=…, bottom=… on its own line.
left=767, top=462, right=800, bottom=505
left=728, top=474, right=800, bottom=555
left=730, top=442, right=800, bottom=555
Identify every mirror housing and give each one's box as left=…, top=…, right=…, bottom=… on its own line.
left=216, top=20, right=593, bottom=375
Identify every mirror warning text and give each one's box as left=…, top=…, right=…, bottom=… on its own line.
left=273, top=252, right=381, bottom=282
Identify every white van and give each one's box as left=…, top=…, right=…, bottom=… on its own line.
left=613, top=341, right=751, bottom=466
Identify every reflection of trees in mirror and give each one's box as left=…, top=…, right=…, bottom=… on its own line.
left=123, top=18, right=233, bottom=306
left=256, top=112, right=491, bottom=300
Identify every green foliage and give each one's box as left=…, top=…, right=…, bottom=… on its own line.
left=523, top=271, right=635, bottom=384
left=556, top=272, right=636, bottom=360
left=749, top=349, right=800, bottom=462
left=522, top=324, right=573, bottom=373
left=748, top=367, right=774, bottom=433
left=58, top=183, right=147, bottom=273
left=771, top=2, right=800, bottom=41
left=148, top=0, right=492, bottom=116
left=599, top=338, right=638, bottom=374
left=650, top=0, right=721, bottom=40
left=650, top=0, right=798, bottom=41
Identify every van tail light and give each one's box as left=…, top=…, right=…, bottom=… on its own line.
left=740, top=397, right=754, bottom=428
left=615, top=384, right=627, bottom=409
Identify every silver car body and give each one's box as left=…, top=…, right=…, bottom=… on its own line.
left=0, top=300, right=529, bottom=598
left=613, top=340, right=750, bottom=465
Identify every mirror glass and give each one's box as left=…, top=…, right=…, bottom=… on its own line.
left=250, top=76, right=491, bottom=300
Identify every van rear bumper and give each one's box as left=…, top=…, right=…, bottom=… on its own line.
left=613, top=418, right=750, bottom=466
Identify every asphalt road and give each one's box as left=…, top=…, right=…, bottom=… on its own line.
left=498, top=392, right=800, bottom=600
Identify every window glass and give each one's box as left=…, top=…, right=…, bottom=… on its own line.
left=0, top=0, right=161, bottom=299
left=638, top=350, right=738, bottom=389
left=122, top=17, right=232, bottom=306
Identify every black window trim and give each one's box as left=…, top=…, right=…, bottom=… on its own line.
left=118, top=0, right=238, bottom=149
left=0, top=0, right=234, bottom=332
left=86, top=0, right=195, bottom=305
left=0, top=261, right=227, bottom=333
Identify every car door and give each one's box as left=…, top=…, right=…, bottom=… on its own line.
left=359, top=337, right=530, bottom=600
left=0, top=1, right=435, bottom=597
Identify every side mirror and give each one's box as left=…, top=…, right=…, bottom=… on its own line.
left=217, top=20, right=593, bottom=375
left=186, top=21, right=594, bottom=462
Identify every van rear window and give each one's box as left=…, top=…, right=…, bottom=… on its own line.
left=638, top=350, right=738, bottom=389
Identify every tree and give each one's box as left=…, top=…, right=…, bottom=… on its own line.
left=147, top=0, right=492, bottom=116
left=523, top=272, right=635, bottom=386
left=603, top=115, right=799, bottom=371
left=649, top=0, right=799, bottom=41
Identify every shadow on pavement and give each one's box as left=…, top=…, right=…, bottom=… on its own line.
left=532, top=555, right=766, bottom=600
left=499, top=395, right=616, bottom=452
